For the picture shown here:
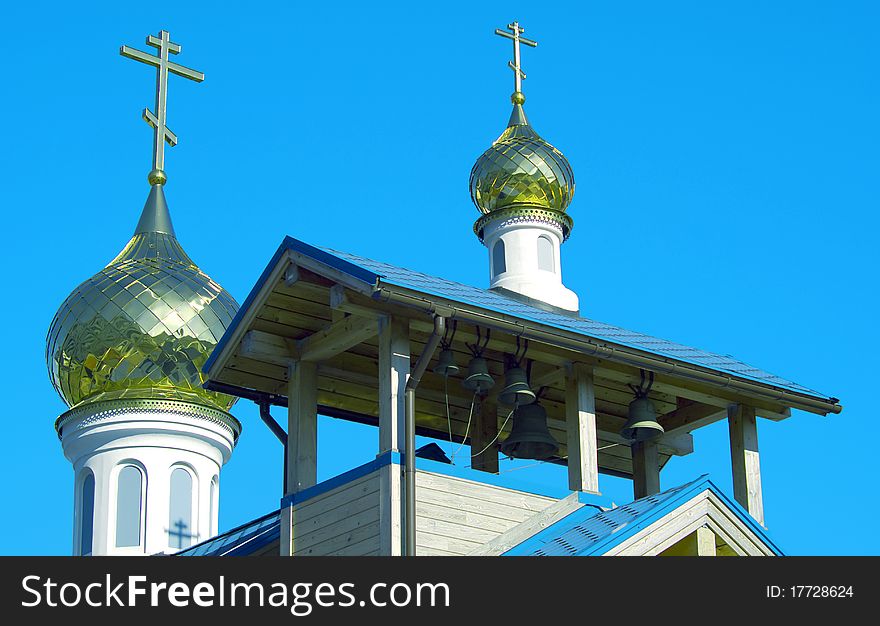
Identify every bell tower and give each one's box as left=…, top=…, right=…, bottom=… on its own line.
left=46, top=30, right=240, bottom=555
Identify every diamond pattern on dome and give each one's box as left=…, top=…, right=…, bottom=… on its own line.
left=470, top=119, right=575, bottom=214
left=46, top=231, right=239, bottom=411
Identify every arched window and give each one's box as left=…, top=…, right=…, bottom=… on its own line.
left=537, top=236, right=555, bottom=272
left=115, top=466, right=143, bottom=548
left=80, top=472, right=95, bottom=556
left=492, top=240, right=506, bottom=276
left=210, top=476, right=219, bottom=536
left=169, top=468, right=194, bottom=549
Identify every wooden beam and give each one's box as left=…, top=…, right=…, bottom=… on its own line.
left=728, top=404, right=764, bottom=526
left=659, top=401, right=726, bottom=435
left=330, top=284, right=386, bottom=319
left=297, top=315, right=379, bottom=362
left=632, top=440, right=660, bottom=499
left=470, top=396, right=499, bottom=473
left=565, top=363, right=600, bottom=494
left=284, top=263, right=300, bottom=287
left=240, top=329, right=295, bottom=365
left=530, top=364, right=565, bottom=390
left=378, top=317, right=410, bottom=453
left=287, top=360, right=318, bottom=494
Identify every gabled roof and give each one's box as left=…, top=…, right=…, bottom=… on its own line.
left=205, top=236, right=839, bottom=415
left=176, top=510, right=280, bottom=557
left=502, top=475, right=783, bottom=556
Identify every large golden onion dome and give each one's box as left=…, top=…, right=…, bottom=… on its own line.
left=470, top=98, right=575, bottom=241
left=46, top=183, right=239, bottom=412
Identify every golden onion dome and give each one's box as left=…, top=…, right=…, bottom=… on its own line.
left=46, top=183, right=239, bottom=412
left=470, top=99, right=575, bottom=241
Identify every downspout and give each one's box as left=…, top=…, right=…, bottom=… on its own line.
left=404, top=314, right=446, bottom=556
left=257, top=398, right=289, bottom=495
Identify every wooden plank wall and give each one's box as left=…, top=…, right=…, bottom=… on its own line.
left=291, top=470, right=382, bottom=556
left=415, top=471, right=559, bottom=556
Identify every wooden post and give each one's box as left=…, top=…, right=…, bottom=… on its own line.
left=631, top=440, right=660, bottom=499
left=660, top=526, right=717, bottom=556
left=287, top=360, right=318, bottom=493
left=696, top=526, right=717, bottom=556
left=378, top=317, right=410, bottom=454
left=470, top=395, right=499, bottom=473
left=564, top=363, right=600, bottom=494
left=377, top=316, right=409, bottom=555
left=378, top=463, right=403, bottom=556
left=282, top=360, right=318, bottom=556
left=728, top=403, right=764, bottom=526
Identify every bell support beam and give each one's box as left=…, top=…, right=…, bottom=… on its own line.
left=471, top=396, right=500, bottom=473
left=659, top=400, right=727, bottom=436
left=631, top=439, right=660, bottom=499
left=281, top=359, right=318, bottom=556
left=564, top=363, right=600, bottom=494
left=728, top=403, right=764, bottom=526
left=296, top=314, right=380, bottom=362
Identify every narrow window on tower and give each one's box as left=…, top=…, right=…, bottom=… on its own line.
left=537, top=235, right=555, bottom=272
left=115, top=465, right=143, bottom=548
left=493, top=239, right=507, bottom=276
left=80, top=471, right=95, bottom=556
left=169, top=467, right=195, bottom=550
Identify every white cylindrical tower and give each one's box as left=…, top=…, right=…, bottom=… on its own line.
left=59, top=399, right=237, bottom=555
left=46, top=179, right=241, bottom=556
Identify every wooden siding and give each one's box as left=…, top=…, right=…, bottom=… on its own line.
left=415, top=471, right=558, bottom=556
left=291, top=470, right=381, bottom=556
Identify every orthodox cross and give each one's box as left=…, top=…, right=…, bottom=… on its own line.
left=167, top=519, right=197, bottom=549
left=495, top=21, right=538, bottom=96
left=120, top=30, right=204, bottom=179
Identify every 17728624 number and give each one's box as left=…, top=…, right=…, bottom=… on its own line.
left=767, top=586, right=854, bottom=598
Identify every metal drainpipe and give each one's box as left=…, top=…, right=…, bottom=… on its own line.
left=404, top=315, right=446, bottom=556
left=257, top=398, right=289, bottom=495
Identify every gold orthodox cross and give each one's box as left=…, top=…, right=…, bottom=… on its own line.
left=120, top=30, right=204, bottom=181
left=495, top=21, right=538, bottom=97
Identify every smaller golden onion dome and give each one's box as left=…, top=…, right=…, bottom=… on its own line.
left=469, top=98, right=575, bottom=218
left=46, top=181, right=239, bottom=412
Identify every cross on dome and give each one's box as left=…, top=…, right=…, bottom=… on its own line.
left=494, top=21, right=537, bottom=103
left=121, top=30, right=205, bottom=185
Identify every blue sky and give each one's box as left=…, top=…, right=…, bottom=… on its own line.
left=1, top=1, right=875, bottom=555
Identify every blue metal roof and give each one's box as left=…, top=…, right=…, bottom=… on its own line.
left=176, top=510, right=280, bottom=556
left=503, top=475, right=783, bottom=556
left=205, top=236, right=834, bottom=403
left=326, top=245, right=828, bottom=398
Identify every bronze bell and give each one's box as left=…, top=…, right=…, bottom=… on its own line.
left=433, top=348, right=460, bottom=377
left=498, top=366, right=536, bottom=406
left=500, top=402, right=559, bottom=460
left=620, top=395, right=665, bottom=442
left=462, top=356, right=495, bottom=393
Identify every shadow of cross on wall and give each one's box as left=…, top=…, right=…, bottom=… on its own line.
left=167, top=518, right=198, bottom=549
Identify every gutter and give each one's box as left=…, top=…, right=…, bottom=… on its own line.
left=403, top=315, right=446, bottom=556
left=374, top=286, right=842, bottom=416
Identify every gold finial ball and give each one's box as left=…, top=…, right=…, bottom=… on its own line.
left=148, top=169, right=167, bottom=186
left=511, top=91, right=526, bottom=105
